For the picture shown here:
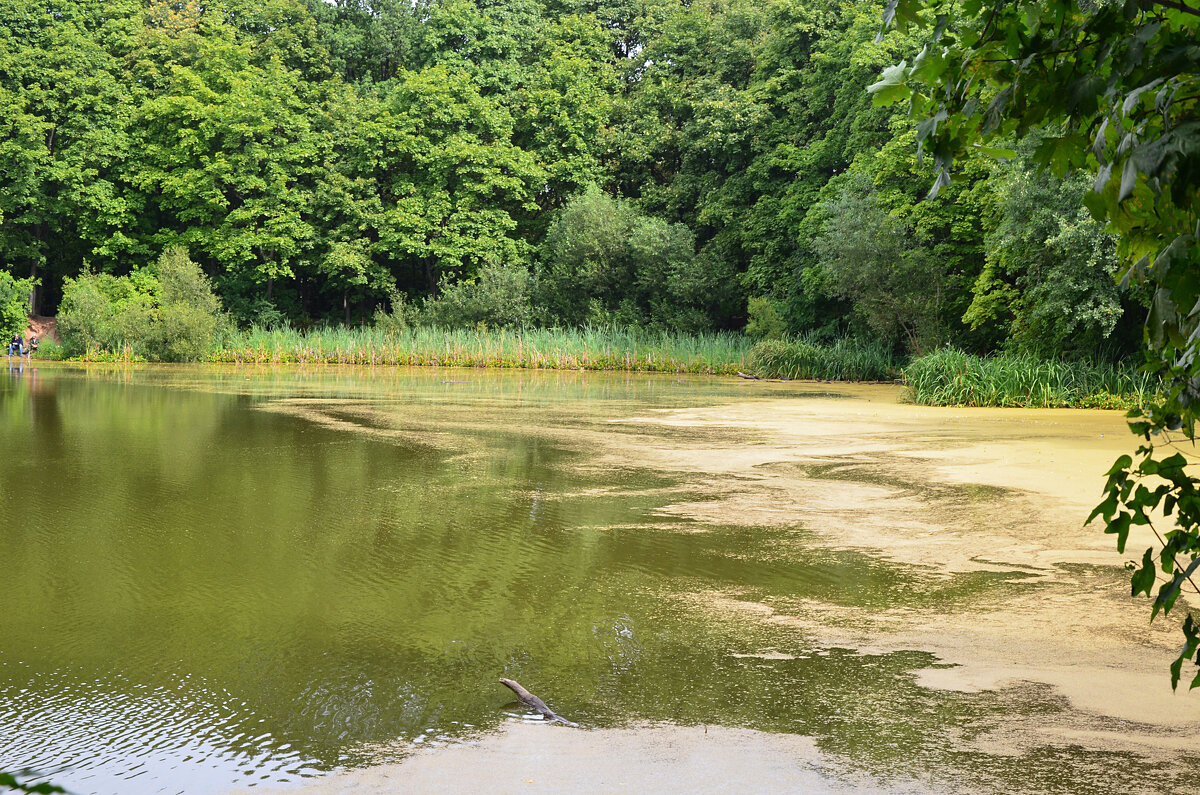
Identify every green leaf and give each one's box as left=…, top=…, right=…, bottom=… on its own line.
left=1154, top=557, right=1200, bottom=618
left=972, top=144, right=1018, bottom=159
left=871, top=83, right=912, bottom=106
left=1081, top=189, right=1108, bottom=222
left=1106, top=454, right=1134, bottom=477
left=1118, top=158, right=1139, bottom=202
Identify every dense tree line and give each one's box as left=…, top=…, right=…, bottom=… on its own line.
left=0, top=0, right=1144, bottom=357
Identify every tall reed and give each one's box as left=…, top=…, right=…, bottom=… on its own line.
left=903, top=348, right=1157, bottom=409
left=211, top=324, right=753, bottom=374
left=748, top=336, right=901, bottom=381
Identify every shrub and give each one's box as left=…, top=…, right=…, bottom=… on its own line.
left=0, top=272, right=35, bottom=339
left=58, top=271, right=157, bottom=358
left=373, top=289, right=418, bottom=335
left=423, top=261, right=534, bottom=330
left=157, top=246, right=223, bottom=360
left=58, top=246, right=223, bottom=361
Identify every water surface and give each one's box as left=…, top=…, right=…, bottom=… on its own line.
left=0, top=363, right=1193, bottom=794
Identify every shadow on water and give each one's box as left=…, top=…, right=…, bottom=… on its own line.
left=0, top=365, right=1193, bottom=794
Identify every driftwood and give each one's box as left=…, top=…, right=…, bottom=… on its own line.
left=498, top=678, right=579, bottom=727
left=737, top=371, right=791, bottom=382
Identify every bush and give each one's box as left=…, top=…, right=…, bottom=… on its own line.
left=58, top=246, right=223, bottom=361
left=423, top=261, right=534, bottom=330
left=157, top=246, right=223, bottom=360
left=34, top=337, right=64, bottom=360
left=744, top=296, right=788, bottom=340
left=58, top=271, right=157, bottom=358
left=373, top=289, right=418, bottom=335
left=0, top=272, right=36, bottom=339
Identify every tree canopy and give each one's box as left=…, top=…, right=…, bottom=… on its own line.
left=0, top=0, right=1152, bottom=365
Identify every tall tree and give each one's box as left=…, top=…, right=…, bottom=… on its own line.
left=0, top=0, right=143, bottom=312
left=345, top=66, right=541, bottom=293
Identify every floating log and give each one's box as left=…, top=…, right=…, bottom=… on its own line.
left=498, top=678, right=579, bottom=727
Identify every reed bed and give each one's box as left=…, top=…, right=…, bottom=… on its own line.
left=748, top=336, right=901, bottom=381
left=210, top=325, right=753, bottom=374
left=902, top=348, right=1157, bottom=409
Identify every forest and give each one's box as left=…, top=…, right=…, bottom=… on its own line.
left=0, top=0, right=1150, bottom=361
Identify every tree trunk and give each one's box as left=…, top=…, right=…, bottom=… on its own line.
left=28, top=260, right=39, bottom=316
left=30, top=224, right=43, bottom=315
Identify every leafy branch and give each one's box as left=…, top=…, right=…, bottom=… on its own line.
left=1091, top=409, right=1200, bottom=689
left=0, top=771, right=67, bottom=795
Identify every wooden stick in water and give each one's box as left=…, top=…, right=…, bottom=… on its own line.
left=498, top=678, right=579, bottom=727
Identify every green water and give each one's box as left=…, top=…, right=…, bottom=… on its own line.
left=0, top=364, right=1188, bottom=794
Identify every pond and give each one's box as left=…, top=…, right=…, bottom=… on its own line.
left=0, top=363, right=1196, bottom=794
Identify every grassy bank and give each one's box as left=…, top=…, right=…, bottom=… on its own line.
left=54, top=323, right=1155, bottom=410
left=747, top=336, right=901, bottom=381
left=902, top=348, right=1156, bottom=409
left=208, top=325, right=753, bottom=374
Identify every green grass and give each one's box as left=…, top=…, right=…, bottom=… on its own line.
left=210, top=324, right=754, bottom=374
left=748, top=336, right=901, bottom=381
left=902, top=348, right=1157, bottom=409
left=58, top=322, right=1156, bottom=410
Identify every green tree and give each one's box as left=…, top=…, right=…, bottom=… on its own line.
left=305, top=0, right=420, bottom=84
left=966, top=161, right=1129, bottom=357
left=874, top=0, right=1200, bottom=686
left=345, top=66, right=540, bottom=294
left=539, top=185, right=723, bottom=329
left=812, top=174, right=945, bottom=353
left=605, top=0, right=930, bottom=332
left=131, top=31, right=319, bottom=308
left=0, top=0, right=144, bottom=312
left=0, top=272, right=36, bottom=339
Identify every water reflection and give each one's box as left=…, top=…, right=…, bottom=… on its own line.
left=0, top=365, right=1193, bottom=794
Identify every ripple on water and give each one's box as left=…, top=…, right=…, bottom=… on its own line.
left=3, top=367, right=1194, bottom=795
left=0, top=665, right=324, bottom=795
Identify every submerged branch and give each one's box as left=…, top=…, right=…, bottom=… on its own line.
left=498, top=678, right=579, bottom=727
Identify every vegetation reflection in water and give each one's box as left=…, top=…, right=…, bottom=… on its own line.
left=0, top=364, right=1188, bottom=794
